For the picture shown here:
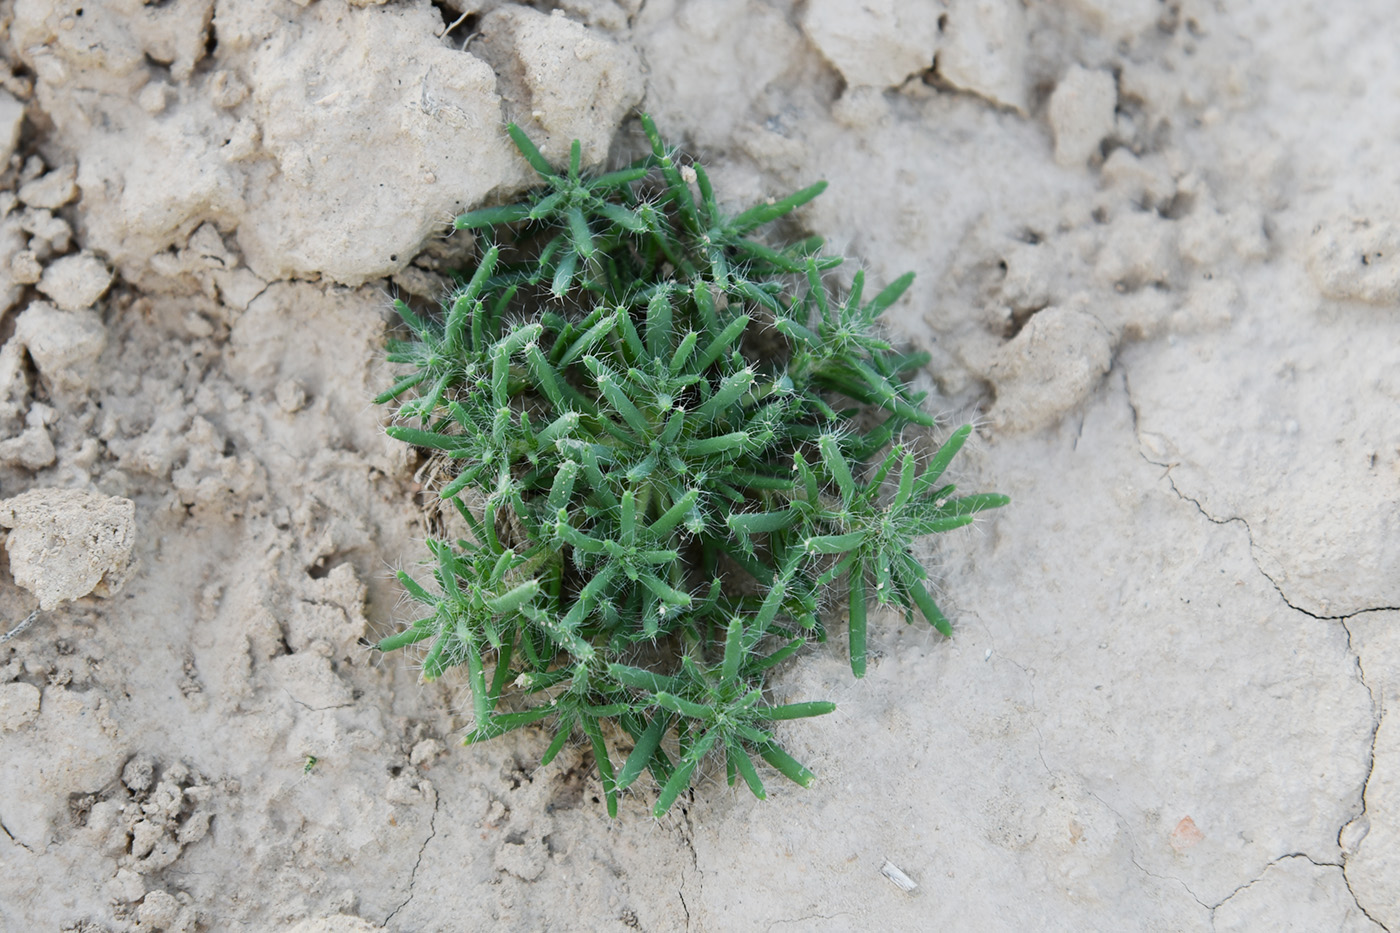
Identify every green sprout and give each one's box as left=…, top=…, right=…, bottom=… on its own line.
left=375, top=114, right=1008, bottom=817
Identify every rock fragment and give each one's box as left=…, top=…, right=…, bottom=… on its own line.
left=238, top=2, right=520, bottom=284
left=137, top=81, right=172, bottom=115
left=19, top=208, right=72, bottom=258
left=410, top=738, right=445, bottom=767
left=122, top=754, right=158, bottom=793
left=10, top=249, right=43, bottom=284
left=13, top=301, right=107, bottom=392
left=135, top=891, right=183, bottom=931
left=0, top=200, right=28, bottom=315
left=0, top=90, right=23, bottom=165
left=988, top=306, right=1112, bottom=433
left=0, top=406, right=56, bottom=470
left=1100, top=149, right=1176, bottom=208
left=938, top=0, right=1030, bottom=112
left=1308, top=218, right=1400, bottom=304
left=801, top=0, right=941, bottom=89
left=0, top=488, right=136, bottom=610
left=36, top=251, right=114, bottom=310
left=477, top=7, right=645, bottom=167
left=0, top=681, right=41, bottom=731
left=18, top=164, right=79, bottom=210
left=1048, top=66, right=1117, bottom=167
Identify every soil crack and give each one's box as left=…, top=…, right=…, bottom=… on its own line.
left=1209, top=853, right=1390, bottom=932
left=1, top=816, right=34, bottom=853
left=1126, top=371, right=1389, bottom=931
left=1131, top=851, right=1210, bottom=913
left=1338, top=614, right=1387, bottom=933
left=1343, top=864, right=1393, bottom=933
left=1087, top=788, right=1211, bottom=914
left=676, top=803, right=703, bottom=931
left=1123, top=370, right=1397, bottom=622
left=281, top=688, right=354, bottom=714
left=382, top=791, right=440, bottom=927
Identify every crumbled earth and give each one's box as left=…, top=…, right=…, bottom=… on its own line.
left=0, top=1, right=1395, bottom=930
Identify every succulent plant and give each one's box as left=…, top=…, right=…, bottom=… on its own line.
left=375, top=115, right=1007, bottom=817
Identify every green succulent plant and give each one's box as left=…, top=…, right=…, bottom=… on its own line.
left=375, top=114, right=1007, bottom=817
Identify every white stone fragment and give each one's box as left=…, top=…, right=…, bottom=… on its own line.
left=213, top=267, right=267, bottom=310
left=13, top=301, right=107, bottom=392
left=123, top=754, right=157, bottom=792
left=1048, top=66, right=1117, bottom=167
left=1101, top=149, right=1176, bottom=207
left=20, top=208, right=72, bottom=257
left=802, top=0, right=941, bottom=89
left=275, top=379, right=307, bottom=414
left=1308, top=218, right=1400, bottom=305
left=10, top=248, right=42, bottom=284
left=410, top=739, right=445, bottom=767
left=18, top=156, right=43, bottom=184
left=0, top=488, right=136, bottom=610
left=36, top=251, right=114, bottom=311
left=135, top=891, right=182, bottom=930
left=18, top=164, right=78, bottom=210
left=0, top=419, right=56, bottom=470
left=0, top=682, right=41, bottom=731
left=880, top=860, right=918, bottom=892
left=389, top=263, right=450, bottom=301
left=0, top=205, right=26, bottom=316
left=939, top=0, right=1030, bottom=112
left=109, top=868, right=147, bottom=905
left=997, top=240, right=1056, bottom=314
left=137, top=81, right=172, bottom=115
left=0, top=90, right=23, bottom=166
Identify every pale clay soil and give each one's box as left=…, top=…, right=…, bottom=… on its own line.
left=0, top=1, right=1396, bottom=930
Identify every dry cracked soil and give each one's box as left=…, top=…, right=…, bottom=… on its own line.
left=0, top=1, right=1396, bottom=931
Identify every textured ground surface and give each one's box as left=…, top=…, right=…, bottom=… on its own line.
left=0, top=1, right=1395, bottom=930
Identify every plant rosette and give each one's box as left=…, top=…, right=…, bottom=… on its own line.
left=374, top=114, right=1008, bottom=817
